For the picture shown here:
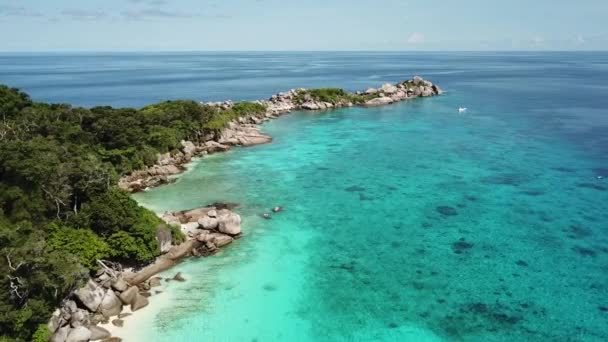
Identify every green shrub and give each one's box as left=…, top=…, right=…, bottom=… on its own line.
left=46, top=225, right=110, bottom=269
left=31, top=324, right=51, bottom=342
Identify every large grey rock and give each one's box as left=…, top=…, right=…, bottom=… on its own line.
left=111, top=278, right=128, bottom=292
left=75, top=280, right=105, bottom=312
left=66, top=326, right=91, bottom=342
left=182, top=207, right=213, bottom=222
left=156, top=226, right=173, bottom=254
left=364, top=97, right=394, bottom=107
left=209, top=233, right=234, bottom=247
left=89, top=325, right=111, bottom=341
left=364, top=87, right=378, bottom=94
left=421, top=87, right=434, bottom=97
left=238, top=134, right=272, bottom=146
left=148, top=165, right=181, bottom=176
left=51, top=326, right=70, bottom=342
left=119, top=286, right=138, bottom=305
left=157, top=153, right=173, bottom=166
left=161, top=212, right=181, bottom=227
left=380, top=83, right=398, bottom=94
left=131, top=293, right=149, bottom=311
left=70, top=309, right=90, bottom=328
left=181, top=140, right=197, bottom=156
left=181, top=222, right=200, bottom=235
left=204, top=141, right=231, bottom=153
left=390, top=90, right=408, bottom=101
left=301, top=101, right=320, bottom=110
left=198, top=215, right=218, bottom=230
left=149, top=277, right=162, bottom=287
left=100, top=290, right=123, bottom=318
left=217, top=211, right=242, bottom=235
left=48, top=309, right=62, bottom=333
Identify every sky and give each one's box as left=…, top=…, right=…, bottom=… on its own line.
left=0, top=0, right=607, bottom=51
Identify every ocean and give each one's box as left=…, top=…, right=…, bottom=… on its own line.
left=2, top=52, right=607, bottom=341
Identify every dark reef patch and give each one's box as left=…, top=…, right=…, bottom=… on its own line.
left=552, top=166, right=577, bottom=173
left=576, top=183, right=607, bottom=191
left=565, top=225, right=593, bottom=239
left=465, top=195, right=479, bottom=202
left=345, top=185, right=365, bottom=192
left=481, top=173, right=531, bottom=187
left=263, top=284, right=278, bottom=291
left=359, top=193, right=374, bottom=201
left=452, top=239, right=474, bottom=254
left=437, top=206, right=458, bottom=216
left=592, top=167, right=608, bottom=177
left=388, top=322, right=398, bottom=329
left=572, top=246, right=597, bottom=257
left=515, top=260, right=529, bottom=267
left=520, top=189, right=545, bottom=196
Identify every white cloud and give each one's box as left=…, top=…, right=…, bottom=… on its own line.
left=407, top=32, right=425, bottom=44
left=576, top=34, right=586, bottom=44
left=531, top=36, right=544, bottom=45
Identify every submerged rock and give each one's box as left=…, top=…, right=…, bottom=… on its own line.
left=436, top=206, right=458, bottom=216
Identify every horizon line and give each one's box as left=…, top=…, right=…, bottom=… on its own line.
left=1, top=49, right=607, bottom=54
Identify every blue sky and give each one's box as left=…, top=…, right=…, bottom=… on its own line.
left=1, top=0, right=606, bottom=51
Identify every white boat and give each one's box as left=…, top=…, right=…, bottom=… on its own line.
left=458, top=107, right=468, bottom=113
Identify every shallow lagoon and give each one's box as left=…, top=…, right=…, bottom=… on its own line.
left=131, top=83, right=607, bottom=340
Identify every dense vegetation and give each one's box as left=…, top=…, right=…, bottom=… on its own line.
left=0, top=85, right=266, bottom=341
left=292, top=87, right=381, bottom=105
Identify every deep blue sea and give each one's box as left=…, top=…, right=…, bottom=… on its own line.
left=2, top=52, right=607, bottom=341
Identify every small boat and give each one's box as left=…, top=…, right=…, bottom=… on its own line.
left=458, top=107, right=467, bottom=113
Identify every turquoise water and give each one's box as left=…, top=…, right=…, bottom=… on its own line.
left=4, top=52, right=606, bottom=341
left=131, top=82, right=608, bottom=340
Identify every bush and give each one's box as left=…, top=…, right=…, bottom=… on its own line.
left=46, top=225, right=110, bottom=269
left=31, top=324, right=51, bottom=342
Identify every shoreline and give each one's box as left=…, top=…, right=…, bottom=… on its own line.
left=49, top=76, right=442, bottom=342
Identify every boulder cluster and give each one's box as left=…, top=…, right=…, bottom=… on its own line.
left=48, top=205, right=243, bottom=342
left=48, top=265, right=151, bottom=342
left=162, top=205, right=242, bottom=256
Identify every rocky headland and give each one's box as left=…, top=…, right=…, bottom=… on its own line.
left=118, top=76, right=442, bottom=193
left=48, top=76, right=441, bottom=342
